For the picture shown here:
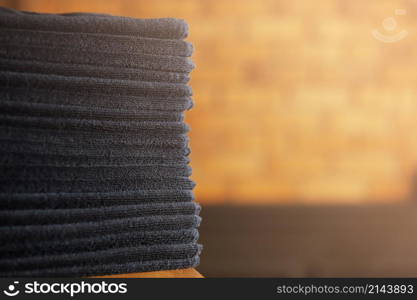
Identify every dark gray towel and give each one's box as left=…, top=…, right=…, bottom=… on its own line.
left=0, top=72, right=193, bottom=98
left=1, top=101, right=186, bottom=122
left=0, top=215, right=202, bottom=242
left=1, top=153, right=191, bottom=170
left=0, top=190, right=195, bottom=209
left=0, top=7, right=189, bottom=39
left=0, top=29, right=193, bottom=57
left=0, top=7, right=200, bottom=277
left=0, top=243, right=202, bottom=272
left=0, top=58, right=191, bottom=83
left=1, top=165, right=193, bottom=181
left=0, top=46, right=195, bottom=72
left=0, top=202, right=201, bottom=225
left=2, top=256, right=201, bottom=277
left=1, top=88, right=194, bottom=111
left=0, top=229, right=200, bottom=257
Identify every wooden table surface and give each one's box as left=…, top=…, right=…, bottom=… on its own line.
left=93, top=268, right=203, bottom=278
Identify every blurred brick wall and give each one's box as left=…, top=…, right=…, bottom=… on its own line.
left=3, top=0, right=417, bottom=204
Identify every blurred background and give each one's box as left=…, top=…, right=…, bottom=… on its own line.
left=3, top=0, right=417, bottom=277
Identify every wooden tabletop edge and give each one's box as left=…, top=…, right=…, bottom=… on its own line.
left=91, top=268, right=204, bottom=278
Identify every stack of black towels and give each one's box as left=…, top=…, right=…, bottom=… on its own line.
left=0, top=7, right=201, bottom=277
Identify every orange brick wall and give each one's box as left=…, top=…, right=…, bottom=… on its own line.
left=3, top=0, right=417, bottom=204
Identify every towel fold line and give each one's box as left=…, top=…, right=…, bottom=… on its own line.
left=1, top=88, right=194, bottom=111
left=0, top=202, right=201, bottom=226
left=0, top=255, right=200, bottom=277
left=0, top=215, right=202, bottom=242
left=0, top=8, right=189, bottom=39
left=0, top=58, right=191, bottom=83
left=0, top=229, right=199, bottom=258
left=0, top=29, right=193, bottom=57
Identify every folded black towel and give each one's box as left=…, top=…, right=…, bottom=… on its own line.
left=0, top=58, right=191, bottom=83
left=3, top=256, right=201, bottom=277
left=0, top=243, right=202, bottom=273
left=0, top=47, right=195, bottom=72
left=0, top=29, right=193, bottom=57
left=0, top=229, right=199, bottom=258
left=0, top=7, right=200, bottom=277
left=1, top=101, right=186, bottom=122
left=1, top=88, right=194, bottom=111
left=0, top=7, right=189, bottom=39
left=0, top=215, right=202, bottom=242
left=0, top=202, right=201, bottom=225
left=0, top=190, right=195, bottom=210
left=0, top=72, right=193, bottom=97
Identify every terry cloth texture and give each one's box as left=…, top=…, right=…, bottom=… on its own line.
left=0, top=7, right=201, bottom=277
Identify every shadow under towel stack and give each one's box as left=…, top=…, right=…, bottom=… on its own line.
left=0, top=7, right=201, bottom=277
